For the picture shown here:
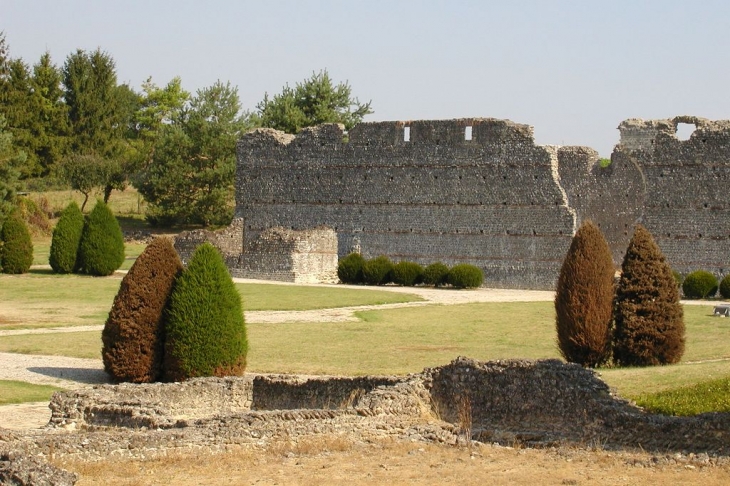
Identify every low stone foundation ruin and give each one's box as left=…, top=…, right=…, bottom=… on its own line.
left=4, top=358, right=729, bottom=465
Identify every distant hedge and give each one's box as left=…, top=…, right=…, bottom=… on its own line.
left=682, top=270, right=718, bottom=299
left=337, top=252, right=365, bottom=284
left=447, top=264, right=483, bottom=289
left=422, top=262, right=450, bottom=286
left=391, top=261, right=424, bottom=286
left=362, top=255, right=394, bottom=286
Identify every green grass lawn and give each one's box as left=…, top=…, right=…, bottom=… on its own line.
left=0, top=380, right=63, bottom=405
left=3, top=300, right=729, bottom=407
left=0, top=273, right=422, bottom=330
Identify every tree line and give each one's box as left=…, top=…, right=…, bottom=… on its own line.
left=0, top=32, right=372, bottom=226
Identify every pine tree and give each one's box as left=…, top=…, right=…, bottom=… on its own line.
left=77, top=200, right=125, bottom=276
left=49, top=201, right=84, bottom=273
left=613, top=225, right=685, bottom=366
left=555, top=220, right=615, bottom=367
left=0, top=212, right=33, bottom=274
left=102, top=237, right=183, bottom=383
left=163, top=243, right=247, bottom=381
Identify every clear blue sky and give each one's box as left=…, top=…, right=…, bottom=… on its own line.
left=3, top=0, right=729, bottom=156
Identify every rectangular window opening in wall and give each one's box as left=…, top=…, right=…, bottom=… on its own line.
left=465, top=126, right=473, bottom=141
left=403, top=126, right=411, bottom=142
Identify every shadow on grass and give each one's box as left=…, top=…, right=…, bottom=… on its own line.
left=28, top=367, right=111, bottom=385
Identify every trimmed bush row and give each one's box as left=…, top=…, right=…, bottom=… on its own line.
left=0, top=212, right=34, bottom=274
left=337, top=253, right=483, bottom=289
left=49, top=200, right=125, bottom=276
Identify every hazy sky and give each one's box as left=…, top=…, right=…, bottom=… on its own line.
left=3, top=0, right=729, bottom=156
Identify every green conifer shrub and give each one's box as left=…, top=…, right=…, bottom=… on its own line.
left=554, top=220, right=615, bottom=367
left=446, top=264, right=483, bottom=288
left=422, top=262, right=450, bottom=286
left=0, top=213, right=33, bottom=274
left=77, top=200, right=125, bottom=276
left=681, top=270, right=718, bottom=299
left=337, top=252, right=365, bottom=284
left=720, top=274, right=730, bottom=299
left=613, top=225, right=685, bottom=366
left=102, top=238, right=183, bottom=383
left=49, top=201, right=85, bottom=274
left=391, top=261, right=424, bottom=286
left=163, top=243, right=247, bottom=381
left=362, top=255, right=394, bottom=285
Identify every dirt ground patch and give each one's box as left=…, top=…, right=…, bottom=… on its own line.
left=55, top=438, right=730, bottom=485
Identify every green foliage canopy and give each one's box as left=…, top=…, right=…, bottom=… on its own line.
left=255, top=70, right=372, bottom=134
left=136, top=81, right=249, bottom=226
left=0, top=212, right=33, bottom=274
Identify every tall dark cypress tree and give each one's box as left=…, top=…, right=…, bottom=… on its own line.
left=613, top=225, right=685, bottom=366
left=555, top=220, right=615, bottom=367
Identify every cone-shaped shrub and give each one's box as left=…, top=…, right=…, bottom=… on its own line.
left=49, top=201, right=84, bottom=274
left=682, top=270, right=718, bottom=299
left=163, top=243, right=247, bottom=381
left=554, top=220, right=615, bottom=367
left=362, top=255, right=394, bottom=285
left=77, top=200, right=125, bottom=276
left=0, top=213, right=33, bottom=274
left=613, top=225, right=685, bottom=366
left=391, top=261, right=424, bottom=286
left=446, top=264, right=483, bottom=288
left=102, top=238, right=183, bottom=383
left=720, top=274, right=730, bottom=299
left=422, top=262, right=450, bottom=286
left=337, top=252, right=365, bottom=284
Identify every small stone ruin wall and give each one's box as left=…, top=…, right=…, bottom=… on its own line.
left=42, top=358, right=730, bottom=455
left=173, top=217, right=244, bottom=268
left=230, top=226, right=338, bottom=283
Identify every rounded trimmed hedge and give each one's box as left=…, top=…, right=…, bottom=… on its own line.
left=163, top=243, right=247, bottom=381
left=362, top=255, right=394, bottom=286
left=49, top=201, right=85, bottom=274
left=682, top=270, right=718, bottom=299
left=77, top=200, right=125, bottom=276
left=720, top=274, right=730, bottom=299
left=422, top=262, right=450, bottom=287
left=337, top=252, right=365, bottom=284
left=391, top=261, right=424, bottom=286
left=0, top=213, right=33, bottom=274
left=447, top=264, right=483, bottom=289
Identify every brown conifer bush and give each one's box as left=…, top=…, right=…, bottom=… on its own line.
left=102, top=237, right=183, bottom=383
left=613, top=225, right=685, bottom=366
left=554, top=220, right=615, bottom=367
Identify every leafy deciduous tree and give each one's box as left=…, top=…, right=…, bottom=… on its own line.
left=137, top=81, right=249, bottom=226
left=555, top=220, right=615, bottom=367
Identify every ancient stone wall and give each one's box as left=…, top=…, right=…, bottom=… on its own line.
left=232, top=115, right=730, bottom=287
left=236, top=119, right=579, bottom=289
left=612, top=116, right=730, bottom=278
left=173, top=217, right=244, bottom=268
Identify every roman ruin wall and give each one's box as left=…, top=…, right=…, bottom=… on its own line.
left=176, top=115, right=730, bottom=288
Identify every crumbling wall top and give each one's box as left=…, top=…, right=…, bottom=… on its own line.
left=617, top=115, right=730, bottom=151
